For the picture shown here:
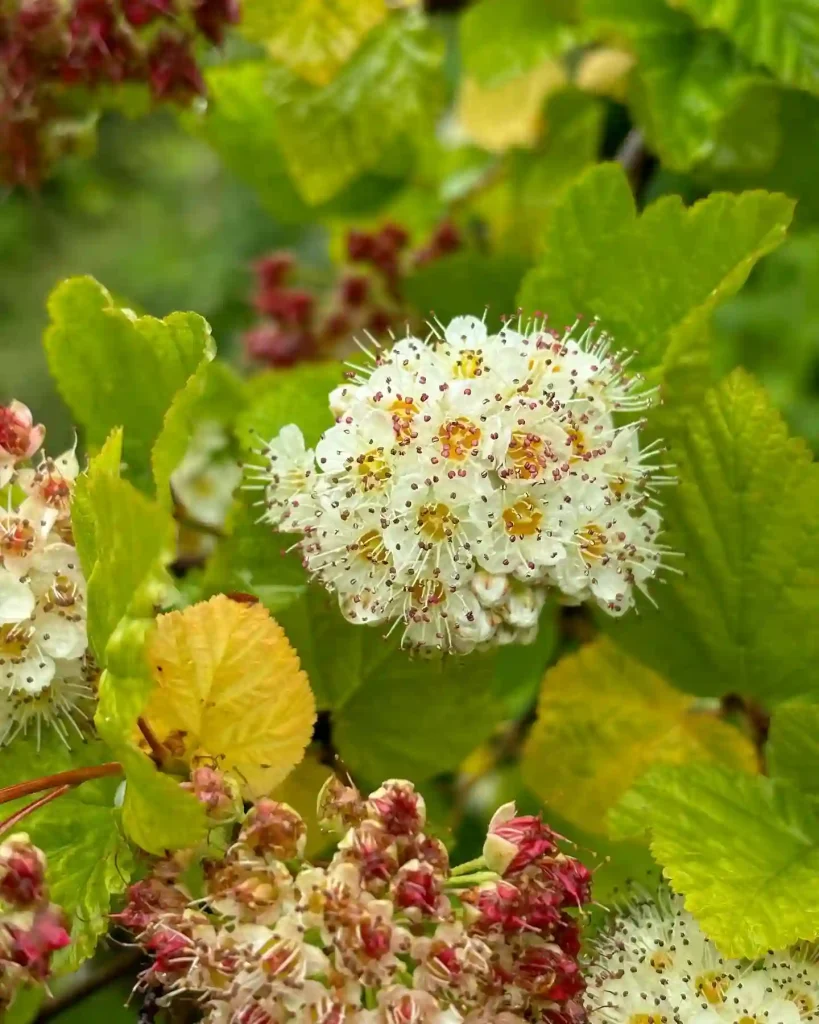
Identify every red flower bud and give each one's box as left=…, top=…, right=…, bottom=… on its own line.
left=0, top=834, right=46, bottom=907
left=239, top=799, right=307, bottom=860
left=483, top=803, right=557, bottom=875
left=367, top=779, right=426, bottom=837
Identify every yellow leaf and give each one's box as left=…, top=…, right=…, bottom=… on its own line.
left=521, top=637, right=758, bottom=835
left=575, top=47, right=635, bottom=102
left=272, top=748, right=334, bottom=859
left=241, top=0, right=387, bottom=87
left=457, top=61, right=567, bottom=153
left=145, top=595, right=316, bottom=799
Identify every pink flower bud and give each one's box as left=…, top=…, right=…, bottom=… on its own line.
left=239, top=799, right=306, bottom=860
left=0, top=833, right=46, bottom=907
left=483, top=802, right=557, bottom=876
left=391, top=860, right=442, bottom=917
left=367, top=779, right=426, bottom=837
left=8, top=906, right=70, bottom=979
left=515, top=946, right=584, bottom=1001
left=181, top=766, right=238, bottom=822
left=0, top=401, right=45, bottom=482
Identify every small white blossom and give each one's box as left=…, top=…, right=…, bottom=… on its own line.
left=251, top=315, right=675, bottom=652
left=587, top=892, right=819, bottom=1024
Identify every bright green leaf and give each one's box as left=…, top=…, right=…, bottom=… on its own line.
left=517, top=164, right=794, bottom=393
left=610, top=762, right=819, bottom=957
left=44, top=276, right=213, bottom=487
left=6, top=987, right=44, bottom=1024
left=587, top=0, right=771, bottom=171
left=522, top=638, right=757, bottom=835
left=677, top=0, right=819, bottom=96
left=152, top=360, right=247, bottom=510
left=608, top=369, right=819, bottom=704
left=404, top=252, right=529, bottom=324
left=273, top=12, right=445, bottom=204
left=768, top=700, right=819, bottom=799
left=240, top=0, right=387, bottom=86
left=460, top=0, right=577, bottom=88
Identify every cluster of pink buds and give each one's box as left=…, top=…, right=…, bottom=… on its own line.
left=0, top=0, right=240, bottom=185
left=244, top=219, right=462, bottom=369
left=120, top=774, right=591, bottom=1023
left=0, top=833, right=70, bottom=1013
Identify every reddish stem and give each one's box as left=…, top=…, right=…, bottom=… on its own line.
left=0, top=785, right=71, bottom=836
left=137, top=716, right=168, bottom=766
left=0, top=761, right=123, bottom=807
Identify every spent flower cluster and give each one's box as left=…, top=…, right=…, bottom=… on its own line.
left=244, top=220, right=461, bottom=369
left=121, top=773, right=592, bottom=1023
left=587, top=892, right=819, bottom=1023
left=0, top=0, right=239, bottom=185
left=1, top=833, right=70, bottom=1014
left=0, top=401, right=93, bottom=747
left=253, top=314, right=673, bottom=652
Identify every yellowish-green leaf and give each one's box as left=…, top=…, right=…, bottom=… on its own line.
left=608, top=370, right=819, bottom=704
left=610, top=762, right=819, bottom=957
left=241, top=0, right=387, bottom=86
left=522, top=638, right=757, bottom=835
left=768, top=700, right=819, bottom=799
left=44, top=276, right=213, bottom=487
left=145, top=595, right=317, bottom=798
left=457, top=61, right=567, bottom=153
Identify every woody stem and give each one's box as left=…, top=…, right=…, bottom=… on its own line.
left=0, top=785, right=71, bottom=837
left=0, top=761, right=123, bottom=807
left=137, top=716, right=169, bottom=766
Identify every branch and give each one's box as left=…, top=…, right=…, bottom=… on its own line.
left=0, top=785, right=71, bottom=837
left=137, top=717, right=169, bottom=766
left=615, top=128, right=649, bottom=193
left=0, top=761, right=123, bottom=807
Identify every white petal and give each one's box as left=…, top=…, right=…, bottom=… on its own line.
left=4, top=653, right=56, bottom=694
left=0, top=570, right=35, bottom=623
left=33, top=612, right=87, bottom=660
left=444, top=315, right=487, bottom=348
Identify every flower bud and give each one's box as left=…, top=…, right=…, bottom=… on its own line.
left=8, top=906, right=70, bottom=980
left=239, top=799, right=307, bottom=861
left=483, top=802, right=557, bottom=876
left=317, top=774, right=366, bottom=835
left=0, top=833, right=46, bottom=908
left=182, top=765, right=240, bottom=822
left=367, top=779, right=426, bottom=837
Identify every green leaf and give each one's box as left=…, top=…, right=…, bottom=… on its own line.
left=608, top=369, right=819, bottom=704
left=152, top=360, right=247, bottom=510
left=272, top=12, right=445, bottom=204
left=517, top=164, right=794, bottom=390
left=240, top=0, right=387, bottom=86
left=239, top=360, right=343, bottom=454
left=45, top=277, right=212, bottom=487
left=404, top=252, right=529, bottom=324
left=0, top=736, right=133, bottom=973
left=117, top=745, right=207, bottom=856
left=768, top=700, right=819, bottom=799
left=677, top=0, right=819, bottom=96
left=587, top=0, right=771, bottom=171
left=334, top=647, right=502, bottom=784
left=609, top=762, right=819, bottom=957
left=522, top=638, right=757, bottom=835
left=460, top=0, right=577, bottom=88
left=76, top=461, right=176, bottom=663
left=6, top=987, right=44, bottom=1024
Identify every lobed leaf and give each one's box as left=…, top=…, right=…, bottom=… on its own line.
left=610, top=762, right=819, bottom=957
left=522, top=638, right=757, bottom=835
left=767, top=699, right=819, bottom=799
left=44, top=277, right=212, bottom=488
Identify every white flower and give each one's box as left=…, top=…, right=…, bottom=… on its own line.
left=171, top=421, right=242, bottom=529
left=254, top=315, right=672, bottom=652
left=587, top=892, right=818, bottom=1024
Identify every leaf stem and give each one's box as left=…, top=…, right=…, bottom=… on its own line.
left=138, top=716, right=169, bottom=766
left=443, top=870, right=500, bottom=888
left=0, top=761, right=123, bottom=807
left=0, top=785, right=71, bottom=837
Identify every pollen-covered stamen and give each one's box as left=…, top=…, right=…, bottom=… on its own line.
left=416, top=502, right=458, bottom=543
left=0, top=622, right=35, bottom=659
left=506, top=429, right=553, bottom=480
left=452, top=349, right=484, bottom=379
left=502, top=495, right=543, bottom=539
left=356, top=447, right=393, bottom=491
left=0, top=517, right=37, bottom=561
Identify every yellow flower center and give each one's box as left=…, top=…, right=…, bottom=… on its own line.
left=417, top=502, right=456, bottom=542
left=649, top=950, right=674, bottom=973
left=356, top=448, right=392, bottom=491
left=786, top=989, right=815, bottom=1014
left=695, top=971, right=730, bottom=1005
left=356, top=529, right=390, bottom=565
left=452, top=349, right=484, bottom=379
left=737, top=1017, right=758, bottom=1024
left=0, top=518, right=36, bottom=559
left=44, top=574, right=81, bottom=612
left=0, top=623, right=33, bottom=658
left=628, top=1015, right=663, bottom=1024
left=565, top=425, right=590, bottom=459
left=438, top=418, right=481, bottom=461
left=502, top=495, right=542, bottom=538
left=389, top=397, right=419, bottom=441
left=579, top=523, right=607, bottom=563
left=507, top=430, right=550, bottom=480
left=409, top=578, right=446, bottom=607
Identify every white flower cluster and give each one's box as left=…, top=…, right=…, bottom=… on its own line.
left=253, top=315, right=673, bottom=653
left=588, top=892, right=819, bottom=1023
left=0, top=403, right=92, bottom=746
